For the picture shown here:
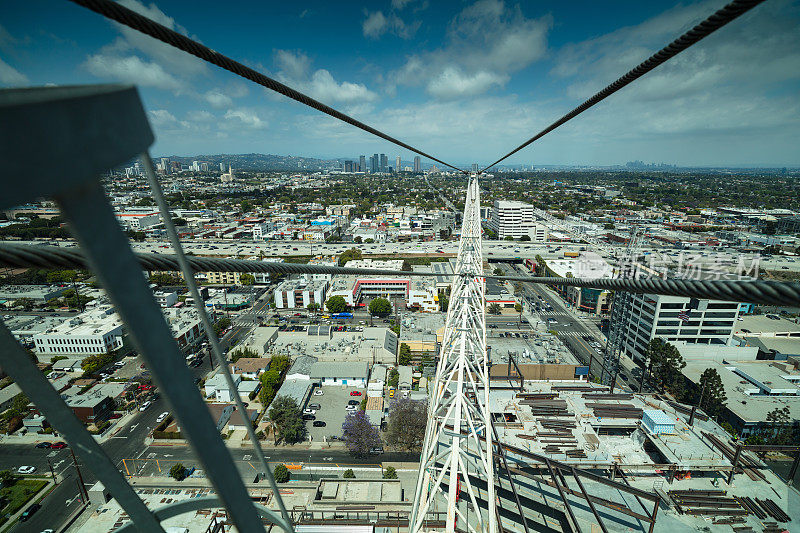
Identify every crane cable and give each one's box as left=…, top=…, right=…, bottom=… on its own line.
left=481, top=0, right=768, bottom=173
left=67, top=0, right=468, bottom=174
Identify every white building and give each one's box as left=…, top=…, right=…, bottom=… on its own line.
left=489, top=200, right=533, bottom=239
left=115, top=208, right=161, bottom=230
left=273, top=277, right=328, bottom=309
left=34, top=305, right=124, bottom=356
left=616, top=294, right=741, bottom=365
left=153, top=291, right=177, bottom=308
left=310, top=362, right=369, bottom=387
left=204, top=373, right=242, bottom=402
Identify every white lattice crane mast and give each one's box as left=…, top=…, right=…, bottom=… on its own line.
left=410, top=177, right=497, bottom=533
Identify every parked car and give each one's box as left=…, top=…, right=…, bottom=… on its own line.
left=313, top=389, right=324, bottom=396
left=369, top=447, right=384, bottom=455
left=138, top=401, right=151, bottom=412
left=19, top=503, right=41, bottom=522
left=35, top=442, right=51, bottom=449
left=51, top=441, right=67, bottom=449
left=17, top=466, right=36, bottom=474
left=309, top=403, right=321, bottom=410
left=303, top=408, right=317, bottom=415
left=349, top=391, right=362, bottom=396
left=312, top=421, right=326, bottom=427
left=345, top=404, right=358, bottom=411
left=347, top=399, right=360, bottom=406
left=302, top=414, right=316, bottom=421
left=156, top=412, right=169, bottom=423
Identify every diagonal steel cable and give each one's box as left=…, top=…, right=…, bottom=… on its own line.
left=140, top=153, right=294, bottom=531
left=1, top=242, right=798, bottom=306
left=481, top=0, right=768, bottom=172
left=66, top=0, right=466, bottom=174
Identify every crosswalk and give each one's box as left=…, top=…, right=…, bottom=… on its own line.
left=535, top=311, right=571, bottom=317
left=552, top=331, right=588, bottom=338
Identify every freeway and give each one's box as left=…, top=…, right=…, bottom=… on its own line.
left=123, top=445, right=418, bottom=479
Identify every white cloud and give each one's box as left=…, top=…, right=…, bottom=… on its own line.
left=274, top=50, right=378, bottom=104
left=391, top=0, right=413, bottom=9
left=224, top=108, right=267, bottom=129
left=426, top=67, right=508, bottom=99
left=0, top=57, right=28, bottom=85
left=148, top=109, right=179, bottom=127
left=389, top=0, right=550, bottom=98
left=187, top=110, right=215, bottom=122
left=84, top=0, right=206, bottom=92
left=86, top=54, right=181, bottom=90
left=362, top=10, right=420, bottom=39
left=203, top=89, right=233, bottom=109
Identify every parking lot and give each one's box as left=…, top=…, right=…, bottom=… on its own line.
left=305, top=385, right=365, bottom=443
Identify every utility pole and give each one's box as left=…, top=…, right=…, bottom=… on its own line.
left=71, top=448, right=88, bottom=500
left=47, top=457, right=58, bottom=484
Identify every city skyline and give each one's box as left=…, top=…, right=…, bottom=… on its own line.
left=1, top=0, right=798, bottom=166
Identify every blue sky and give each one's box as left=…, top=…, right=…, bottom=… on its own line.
left=1, top=0, right=799, bottom=167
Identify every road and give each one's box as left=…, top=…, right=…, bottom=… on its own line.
left=124, top=445, right=419, bottom=479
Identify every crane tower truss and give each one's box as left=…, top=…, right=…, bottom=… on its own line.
left=410, top=177, right=497, bottom=533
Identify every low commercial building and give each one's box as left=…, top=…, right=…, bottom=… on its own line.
left=65, top=390, right=115, bottom=423
left=682, top=359, right=800, bottom=435
left=271, top=327, right=397, bottom=364
left=163, top=307, right=203, bottom=348
left=310, top=361, right=369, bottom=387
left=206, top=403, right=258, bottom=432
left=0, top=284, right=67, bottom=303
left=33, top=305, right=124, bottom=356
left=368, top=364, right=388, bottom=397
left=397, top=365, right=412, bottom=390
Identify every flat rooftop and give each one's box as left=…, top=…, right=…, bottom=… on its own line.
left=737, top=314, right=800, bottom=337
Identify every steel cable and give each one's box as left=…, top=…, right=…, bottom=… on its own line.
left=66, top=0, right=467, bottom=175
left=481, top=0, right=767, bottom=172
left=2, top=243, right=798, bottom=307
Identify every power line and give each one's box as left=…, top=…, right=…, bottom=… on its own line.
left=67, top=0, right=467, bottom=175
left=480, top=0, right=767, bottom=173
left=1, top=243, right=798, bottom=307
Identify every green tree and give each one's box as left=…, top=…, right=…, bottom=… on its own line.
left=269, top=395, right=306, bottom=443
left=127, top=230, right=146, bottom=241
left=766, top=406, right=793, bottom=444
left=519, top=235, right=531, bottom=241
left=14, top=298, right=34, bottom=311
left=383, top=466, right=398, bottom=479
left=240, top=200, right=253, bottom=213
left=399, top=343, right=412, bottom=366
left=240, top=273, right=255, bottom=285
left=338, top=247, right=362, bottom=266
left=325, top=295, right=347, bottom=314
left=646, top=338, right=686, bottom=396
left=230, top=346, right=259, bottom=363
left=604, top=222, right=615, bottom=230
left=213, top=317, right=232, bottom=337
left=307, top=302, right=320, bottom=314
left=493, top=268, right=503, bottom=276
left=0, top=469, right=17, bottom=487
left=504, top=235, right=514, bottom=241
left=171, top=218, right=187, bottom=227
left=169, top=463, right=187, bottom=481
left=439, top=292, right=449, bottom=312
left=368, top=298, right=392, bottom=318
left=385, top=398, right=427, bottom=452
left=273, top=463, right=290, bottom=483
left=343, top=468, right=355, bottom=479
left=698, top=367, right=727, bottom=420
left=488, top=303, right=502, bottom=315
left=387, top=368, right=399, bottom=388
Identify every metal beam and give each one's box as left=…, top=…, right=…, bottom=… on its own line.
left=411, top=177, right=496, bottom=533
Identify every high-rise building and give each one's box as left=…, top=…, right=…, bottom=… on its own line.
left=380, top=154, right=388, bottom=173
left=396, top=155, right=401, bottom=173
left=372, top=153, right=379, bottom=173
left=200, top=162, right=209, bottom=172
left=344, top=160, right=354, bottom=173
left=359, top=155, right=366, bottom=173
left=615, top=294, right=740, bottom=365
left=220, top=162, right=226, bottom=172
left=161, top=158, right=170, bottom=173
left=471, top=163, right=479, bottom=172
left=414, top=156, right=421, bottom=172
left=488, top=200, right=534, bottom=239
left=192, top=160, right=199, bottom=172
